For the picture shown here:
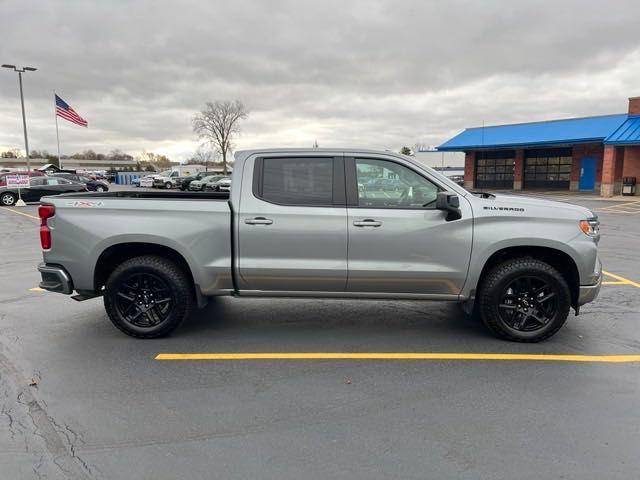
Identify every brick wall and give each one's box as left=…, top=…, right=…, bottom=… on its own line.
left=629, top=97, right=640, bottom=115
left=513, top=149, right=524, bottom=190
left=600, top=145, right=626, bottom=196
left=623, top=146, right=640, bottom=179
left=463, top=151, right=475, bottom=190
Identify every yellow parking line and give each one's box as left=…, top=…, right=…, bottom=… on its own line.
left=155, top=352, right=640, bottom=362
left=29, top=287, right=46, bottom=292
left=598, top=201, right=640, bottom=212
left=0, top=208, right=39, bottom=220
left=602, top=270, right=640, bottom=288
left=602, top=281, right=627, bottom=285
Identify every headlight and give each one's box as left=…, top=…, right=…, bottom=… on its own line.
left=579, top=217, right=600, bottom=241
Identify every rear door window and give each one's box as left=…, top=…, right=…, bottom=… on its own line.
left=259, top=157, right=335, bottom=206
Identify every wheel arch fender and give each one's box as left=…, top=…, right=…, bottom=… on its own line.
left=91, top=236, right=202, bottom=299
left=465, top=239, right=581, bottom=308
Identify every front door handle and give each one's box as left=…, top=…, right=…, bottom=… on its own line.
left=353, top=219, right=382, bottom=227
left=245, top=217, right=273, bottom=225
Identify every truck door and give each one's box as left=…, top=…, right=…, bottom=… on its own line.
left=345, top=156, right=473, bottom=296
left=237, top=155, right=348, bottom=292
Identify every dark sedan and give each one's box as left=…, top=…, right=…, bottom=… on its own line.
left=53, top=173, right=110, bottom=192
left=0, top=176, right=87, bottom=206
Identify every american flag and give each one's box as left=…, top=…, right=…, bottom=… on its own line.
left=55, top=94, right=88, bottom=127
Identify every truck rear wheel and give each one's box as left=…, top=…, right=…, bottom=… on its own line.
left=478, top=258, right=570, bottom=342
left=104, top=255, right=193, bottom=338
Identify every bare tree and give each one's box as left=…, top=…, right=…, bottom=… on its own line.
left=192, top=100, right=248, bottom=174
left=191, top=145, right=216, bottom=168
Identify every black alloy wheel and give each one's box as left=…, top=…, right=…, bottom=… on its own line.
left=497, top=276, right=558, bottom=332
left=104, top=255, right=193, bottom=338
left=114, top=272, right=175, bottom=328
left=479, top=258, right=571, bottom=342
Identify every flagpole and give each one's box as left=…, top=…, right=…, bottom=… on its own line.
left=53, top=91, right=63, bottom=170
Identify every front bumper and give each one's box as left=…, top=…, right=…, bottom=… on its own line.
left=38, top=263, right=73, bottom=294
left=577, top=269, right=602, bottom=306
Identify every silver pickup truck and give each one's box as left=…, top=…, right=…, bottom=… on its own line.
left=36, top=148, right=601, bottom=342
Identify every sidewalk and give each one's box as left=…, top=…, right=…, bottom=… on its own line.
left=495, top=190, right=637, bottom=202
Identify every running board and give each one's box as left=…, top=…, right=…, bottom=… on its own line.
left=71, top=292, right=101, bottom=302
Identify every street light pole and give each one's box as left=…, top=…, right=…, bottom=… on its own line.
left=2, top=64, right=37, bottom=172
left=17, top=71, right=31, bottom=171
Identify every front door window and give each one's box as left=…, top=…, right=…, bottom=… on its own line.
left=355, top=158, right=439, bottom=209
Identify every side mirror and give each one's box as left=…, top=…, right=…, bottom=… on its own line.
left=436, top=191, right=462, bottom=221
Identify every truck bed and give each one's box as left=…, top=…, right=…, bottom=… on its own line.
left=41, top=190, right=234, bottom=297
left=53, top=190, right=231, bottom=200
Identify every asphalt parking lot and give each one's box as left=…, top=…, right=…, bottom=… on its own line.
left=1, top=193, right=639, bottom=480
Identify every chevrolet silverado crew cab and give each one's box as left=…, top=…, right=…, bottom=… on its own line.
left=36, top=149, right=601, bottom=342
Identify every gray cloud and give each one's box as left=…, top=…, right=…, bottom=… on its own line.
left=1, top=0, right=639, bottom=160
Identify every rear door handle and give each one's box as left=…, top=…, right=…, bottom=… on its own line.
left=353, top=219, right=382, bottom=227
left=245, top=217, right=273, bottom=225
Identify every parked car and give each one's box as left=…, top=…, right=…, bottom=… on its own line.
left=52, top=173, right=110, bottom=192
left=1, top=176, right=87, bottom=206
left=105, top=172, right=117, bottom=183
left=189, top=175, right=225, bottom=191
left=205, top=176, right=231, bottom=192
left=365, top=178, right=402, bottom=191
left=36, top=148, right=601, bottom=342
left=447, top=175, right=465, bottom=187
left=180, top=171, right=218, bottom=191
left=153, top=170, right=181, bottom=189
left=131, top=177, right=141, bottom=187
left=139, top=174, right=157, bottom=188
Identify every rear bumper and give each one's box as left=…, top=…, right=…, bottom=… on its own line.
left=38, top=263, right=73, bottom=294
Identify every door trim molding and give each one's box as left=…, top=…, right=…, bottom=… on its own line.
left=235, top=290, right=462, bottom=301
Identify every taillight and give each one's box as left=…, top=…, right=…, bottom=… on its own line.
left=38, top=204, right=55, bottom=250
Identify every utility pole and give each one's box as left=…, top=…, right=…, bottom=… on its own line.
left=2, top=64, right=37, bottom=171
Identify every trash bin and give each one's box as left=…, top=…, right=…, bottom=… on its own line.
left=622, top=177, right=636, bottom=196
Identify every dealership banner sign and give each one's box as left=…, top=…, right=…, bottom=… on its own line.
left=5, top=175, right=30, bottom=188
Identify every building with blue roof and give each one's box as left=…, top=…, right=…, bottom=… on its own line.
left=437, top=96, right=640, bottom=196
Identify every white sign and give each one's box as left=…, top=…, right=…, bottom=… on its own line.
left=5, top=175, right=30, bottom=188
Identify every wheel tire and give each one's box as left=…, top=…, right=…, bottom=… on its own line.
left=478, top=258, right=571, bottom=342
left=1, top=192, right=17, bottom=206
left=95, top=185, right=105, bottom=192
left=104, top=255, right=193, bottom=338
left=165, top=182, right=172, bottom=189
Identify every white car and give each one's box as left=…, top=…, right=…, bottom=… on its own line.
left=189, top=175, right=225, bottom=191
left=139, top=175, right=155, bottom=188
left=153, top=170, right=181, bottom=189
left=205, top=176, right=231, bottom=192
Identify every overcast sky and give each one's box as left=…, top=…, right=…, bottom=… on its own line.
left=1, top=0, right=639, bottom=161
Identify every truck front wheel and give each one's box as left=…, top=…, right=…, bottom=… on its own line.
left=104, top=255, right=193, bottom=338
left=478, top=258, right=571, bottom=342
